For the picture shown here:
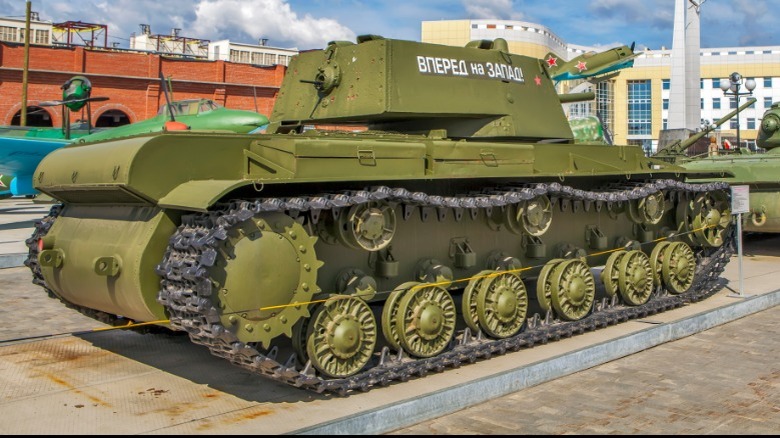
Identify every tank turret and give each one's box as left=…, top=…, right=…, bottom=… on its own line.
left=270, top=36, right=585, bottom=141
left=757, top=102, right=780, bottom=151
left=653, top=97, right=757, bottom=163
left=26, top=35, right=736, bottom=394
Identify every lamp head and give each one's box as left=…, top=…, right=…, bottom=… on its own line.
left=719, top=79, right=731, bottom=92
left=729, top=72, right=742, bottom=83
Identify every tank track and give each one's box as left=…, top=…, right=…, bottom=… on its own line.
left=153, top=180, right=735, bottom=395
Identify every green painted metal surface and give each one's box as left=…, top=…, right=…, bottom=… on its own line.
left=679, top=102, right=780, bottom=232
left=29, top=35, right=723, bottom=355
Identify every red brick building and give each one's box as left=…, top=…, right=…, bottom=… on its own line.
left=0, top=42, right=286, bottom=128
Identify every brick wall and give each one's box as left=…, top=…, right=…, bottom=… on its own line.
left=0, top=42, right=285, bottom=126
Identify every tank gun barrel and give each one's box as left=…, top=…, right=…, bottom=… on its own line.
left=658, top=97, right=757, bottom=158
left=559, top=92, right=595, bottom=104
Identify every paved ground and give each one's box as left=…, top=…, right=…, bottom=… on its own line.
left=0, top=197, right=778, bottom=434
left=390, top=304, right=780, bottom=435
left=0, top=198, right=51, bottom=267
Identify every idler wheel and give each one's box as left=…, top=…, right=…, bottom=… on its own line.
left=476, top=272, right=528, bottom=338
left=395, top=283, right=456, bottom=358
left=617, top=250, right=653, bottom=306
left=215, top=212, right=322, bottom=347
left=600, top=250, right=628, bottom=297
left=692, top=192, right=731, bottom=247
left=678, top=192, right=731, bottom=247
left=536, top=258, right=564, bottom=312
left=662, top=242, right=696, bottom=294
left=550, top=259, right=595, bottom=321
left=306, top=296, right=377, bottom=378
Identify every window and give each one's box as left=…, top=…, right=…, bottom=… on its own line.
left=730, top=119, right=738, bottom=129
left=627, top=80, right=652, bottom=135
left=700, top=79, right=704, bottom=89
left=34, top=29, right=48, bottom=44
left=663, top=119, right=668, bottom=130
left=701, top=98, right=704, bottom=109
left=213, top=45, right=220, bottom=60
left=747, top=118, right=756, bottom=129
left=766, top=97, right=774, bottom=108
left=663, top=99, right=669, bottom=110
left=0, top=26, right=17, bottom=42
left=765, top=77, right=772, bottom=88
left=229, top=49, right=240, bottom=62
left=713, top=98, right=721, bottom=109
left=730, top=98, right=737, bottom=109
left=251, top=52, right=262, bottom=65
left=662, top=79, right=670, bottom=90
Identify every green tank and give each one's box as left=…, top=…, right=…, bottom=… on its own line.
left=655, top=98, right=780, bottom=233
left=26, top=35, right=736, bottom=394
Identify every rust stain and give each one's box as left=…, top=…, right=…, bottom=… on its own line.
left=13, top=340, right=109, bottom=367
left=196, top=421, right=215, bottom=431
left=212, top=406, right=282, bottom=426
left=203, top=393, right=219, bottom=399
left=41, top=372, right=112, bottom=408
left=241, top=409, right=272, bottom=420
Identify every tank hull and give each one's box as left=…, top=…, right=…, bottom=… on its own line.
left=682, top=150, right=780, bottom=233
left=25, top=35, right=736, bottom=394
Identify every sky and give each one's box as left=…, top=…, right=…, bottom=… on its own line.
left=2, top=0, right=779, bottom=52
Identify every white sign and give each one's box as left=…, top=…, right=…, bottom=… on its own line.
left=731, top=185, right=750, bottom=214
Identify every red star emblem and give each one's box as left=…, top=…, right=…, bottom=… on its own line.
left=0, top=175, right=6, bottom=188
left=546, top=56, right=558, bottom=67
left=576, top=61, right=588, bottom=72
left=534, top=76, right=542, bottom=86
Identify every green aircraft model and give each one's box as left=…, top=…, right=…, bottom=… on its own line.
left=76, top=98, right=269, bottom=143
left=544, top=43, right=641, bottom=83
left=1, top=75, right=269, bottom=197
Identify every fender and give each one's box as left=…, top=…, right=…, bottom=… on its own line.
left=158, top=179, right=251, bottom=212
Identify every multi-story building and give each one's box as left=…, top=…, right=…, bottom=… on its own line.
left=0, top=15, right=52, bottom=45
left=0, top=15, right=297, bottom=129
left=209, top=39, right=298, bottom=67
left=422, top=19, right=780, bottom=152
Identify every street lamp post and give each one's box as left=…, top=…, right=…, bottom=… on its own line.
left=719, top=72, right=756, bottom=150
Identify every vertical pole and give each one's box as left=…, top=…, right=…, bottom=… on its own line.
left=736, top=89, right=741, bottom=150
left=20, top=1, right=32, bottom=126
left=737, top=212, right=744, bottom=296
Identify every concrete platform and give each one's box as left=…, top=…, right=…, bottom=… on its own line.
left=0, top=198, right=51, bottom=268
left=0, top=198, right=778, bottom=434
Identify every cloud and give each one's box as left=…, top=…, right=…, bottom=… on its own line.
left=191, top=0, right=355, bottom=49
left=462, top=0, right=524, bottom=20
